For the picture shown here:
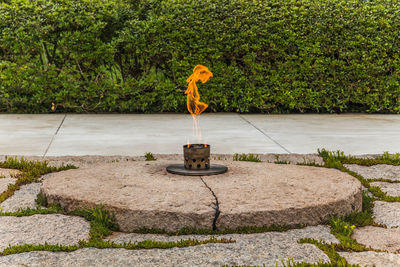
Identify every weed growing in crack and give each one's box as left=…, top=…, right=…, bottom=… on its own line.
left=223, top=257, right=359, bottom=266
left=342, top=192, right=375, bottom=227
left=0, top=204, right=234, bottom=256
left=1, top=237, right=234, bottom=256
left=298, top=238, right=355, bottom=265
left=319, top=149, right=400, bottom=166
left=299, top=217, right=372, bottom=264
left=0, top=157, right=76, bottom=204
left=317, top=149, right=400, bottom=202
left=70, top=205, right=119, bottom=241
left=274, top=155, right=290, bottom=164
left=233, top=153, right=261, bottom=162
left=368, top=186, right=400, bottom=202
left=0, top=204, right=62, bottom=217
left=35, top=192, right=48, bottom=207
left=144, top=152, right=156, bottom=161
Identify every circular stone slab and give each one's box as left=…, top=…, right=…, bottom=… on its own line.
left=41, top=160, right=362, bottom=232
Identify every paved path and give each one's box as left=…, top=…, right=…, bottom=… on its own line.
left=0, top=113, right=399, bottom=156
left=1, top=157, right=400, bottom=266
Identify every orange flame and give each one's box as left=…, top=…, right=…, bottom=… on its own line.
left=185, top=65, right=212, bottom=146
left=185, top=65, right=213, bottom=117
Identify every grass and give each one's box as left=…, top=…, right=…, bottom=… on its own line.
left=0, top=204, right=234, bottom=256
left=316, top=149, right=400, bottom=202
left=0, top=150, right=393, bottom=262
left=70, top=205, right=119, bottom=241
left=144, top=152, right=156, bottom=161
left=0, top=157, right=76, bottom=204
left=223, top=257, right=359, bottom=266
left=367, top=178, right=400, bottom=183
left=35, top=192, right=48, bottom=207
left=233, top=153, right=261, bottom=162
left=274, top=155, right=290, bottom=164
left=298, top=216, right=371, bottom=266
left=0, top=204, right=63, bottom=217
left=342, top=192, right=375, bottom=227
left=295, top=155, right=378, bottom=266
left=1, top=237, right=234, bottom=256
left=319, top=150, right=400, bottom=167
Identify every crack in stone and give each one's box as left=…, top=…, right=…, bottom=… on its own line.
left=200, top=177, right=220, bottom=231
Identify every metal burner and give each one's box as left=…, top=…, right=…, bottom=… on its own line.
left=166, top=144, right=228, bottom=176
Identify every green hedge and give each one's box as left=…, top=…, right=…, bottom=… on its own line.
left=1, top=0, right=400, bottom=113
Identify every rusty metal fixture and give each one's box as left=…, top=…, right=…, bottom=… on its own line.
left=184, top=144, right=210, bottom=169
left=166, top=144, right=228, bottom=176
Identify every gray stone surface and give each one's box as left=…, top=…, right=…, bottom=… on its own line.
left=0, top=114, right=65, bottom=156
left=352, top=226, right=400, bottom=253
left=373, top=201, right=400, bottom=228
left=0, top=114, right=399, bottom=156
left=370, top=181, right=400, bottom=197
left=344, top=164, right=400, bottom=181
left=0, top=226, right=337, bottom=266
left=42, top=160, right=361, bottom=232
left=14, top=154, right=323, bottom=168
left=339, top=251, right=400, bottom=267
left=203, top=162, right=362, bottom=230
left=0, top=183, right=41, bottom=212
left=42, top=160, right=215, bottom=232
left=0, top=214, right=90, bottom=251
left=0, top=178, right=16, bottom=195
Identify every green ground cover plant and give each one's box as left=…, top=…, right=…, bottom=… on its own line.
left=0, top=157, right=76, bottom=203
left=233, top=153, right=261, bottom=162
left=144, top=152, right=156, bottom=161
left=298, top=193, right=376, bottom=266
left=0, top=203, right=234, bottom=256
left=0, top=152, right=386, bottom=264
left=317, top=149, right=400, bottom=202
left=1, top=0, right=400, bottom=113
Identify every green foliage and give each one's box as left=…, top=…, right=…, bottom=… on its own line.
left=281, top=258, right=358, bottom=267
left=274, top=155, right=289, bottom=165
left=1, top=243, right=79, bottom=256
left=233, top=153, right=261, bottom=162
left=318, top=149, right=400, bottom=202
left=70, top=205, right=119, bottom=241
left=35, top=192, right=48, bottom=207
left=1, top=237, right=233, bottom=256
left=224, top=259, right=360, bottom=267
left=0, top=157, right=76, bottom=203
left=298, top=238, right=356, bottom=266
left=144, top=152, right=156, bottom=161
left=2, top=0, right=400, bottom=113
left=0, top=204, right=62, bottom=217
left=375, top=152, right=400, bottom=165
left=330, top=218, right=356, bottom=238
left=342, top=192, right=375, bottom=227
left=328, top=217, right=370, bottom=253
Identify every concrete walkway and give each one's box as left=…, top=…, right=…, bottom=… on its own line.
left=0, top=113, right=399, bottom=156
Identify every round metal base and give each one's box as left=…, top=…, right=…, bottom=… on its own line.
left=166, top=164, right=228, bottom=176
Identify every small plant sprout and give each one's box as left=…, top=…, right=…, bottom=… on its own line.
left=144, top=152, right=156, bottom=161
left=233, top=153, right=261, bottom=162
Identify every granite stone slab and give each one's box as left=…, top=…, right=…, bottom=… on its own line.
left=340, top=251, right=400, bottom=267
left=0, top=226, right=337, bottom=266
left=344, top=164, right=400, bottom=181
left=0, top=214, right=90, bottom=251
left=42, top=161, right=361, bottom=232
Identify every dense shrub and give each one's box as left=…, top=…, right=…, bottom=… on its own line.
left=1, top=0, right=400, bottom=113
